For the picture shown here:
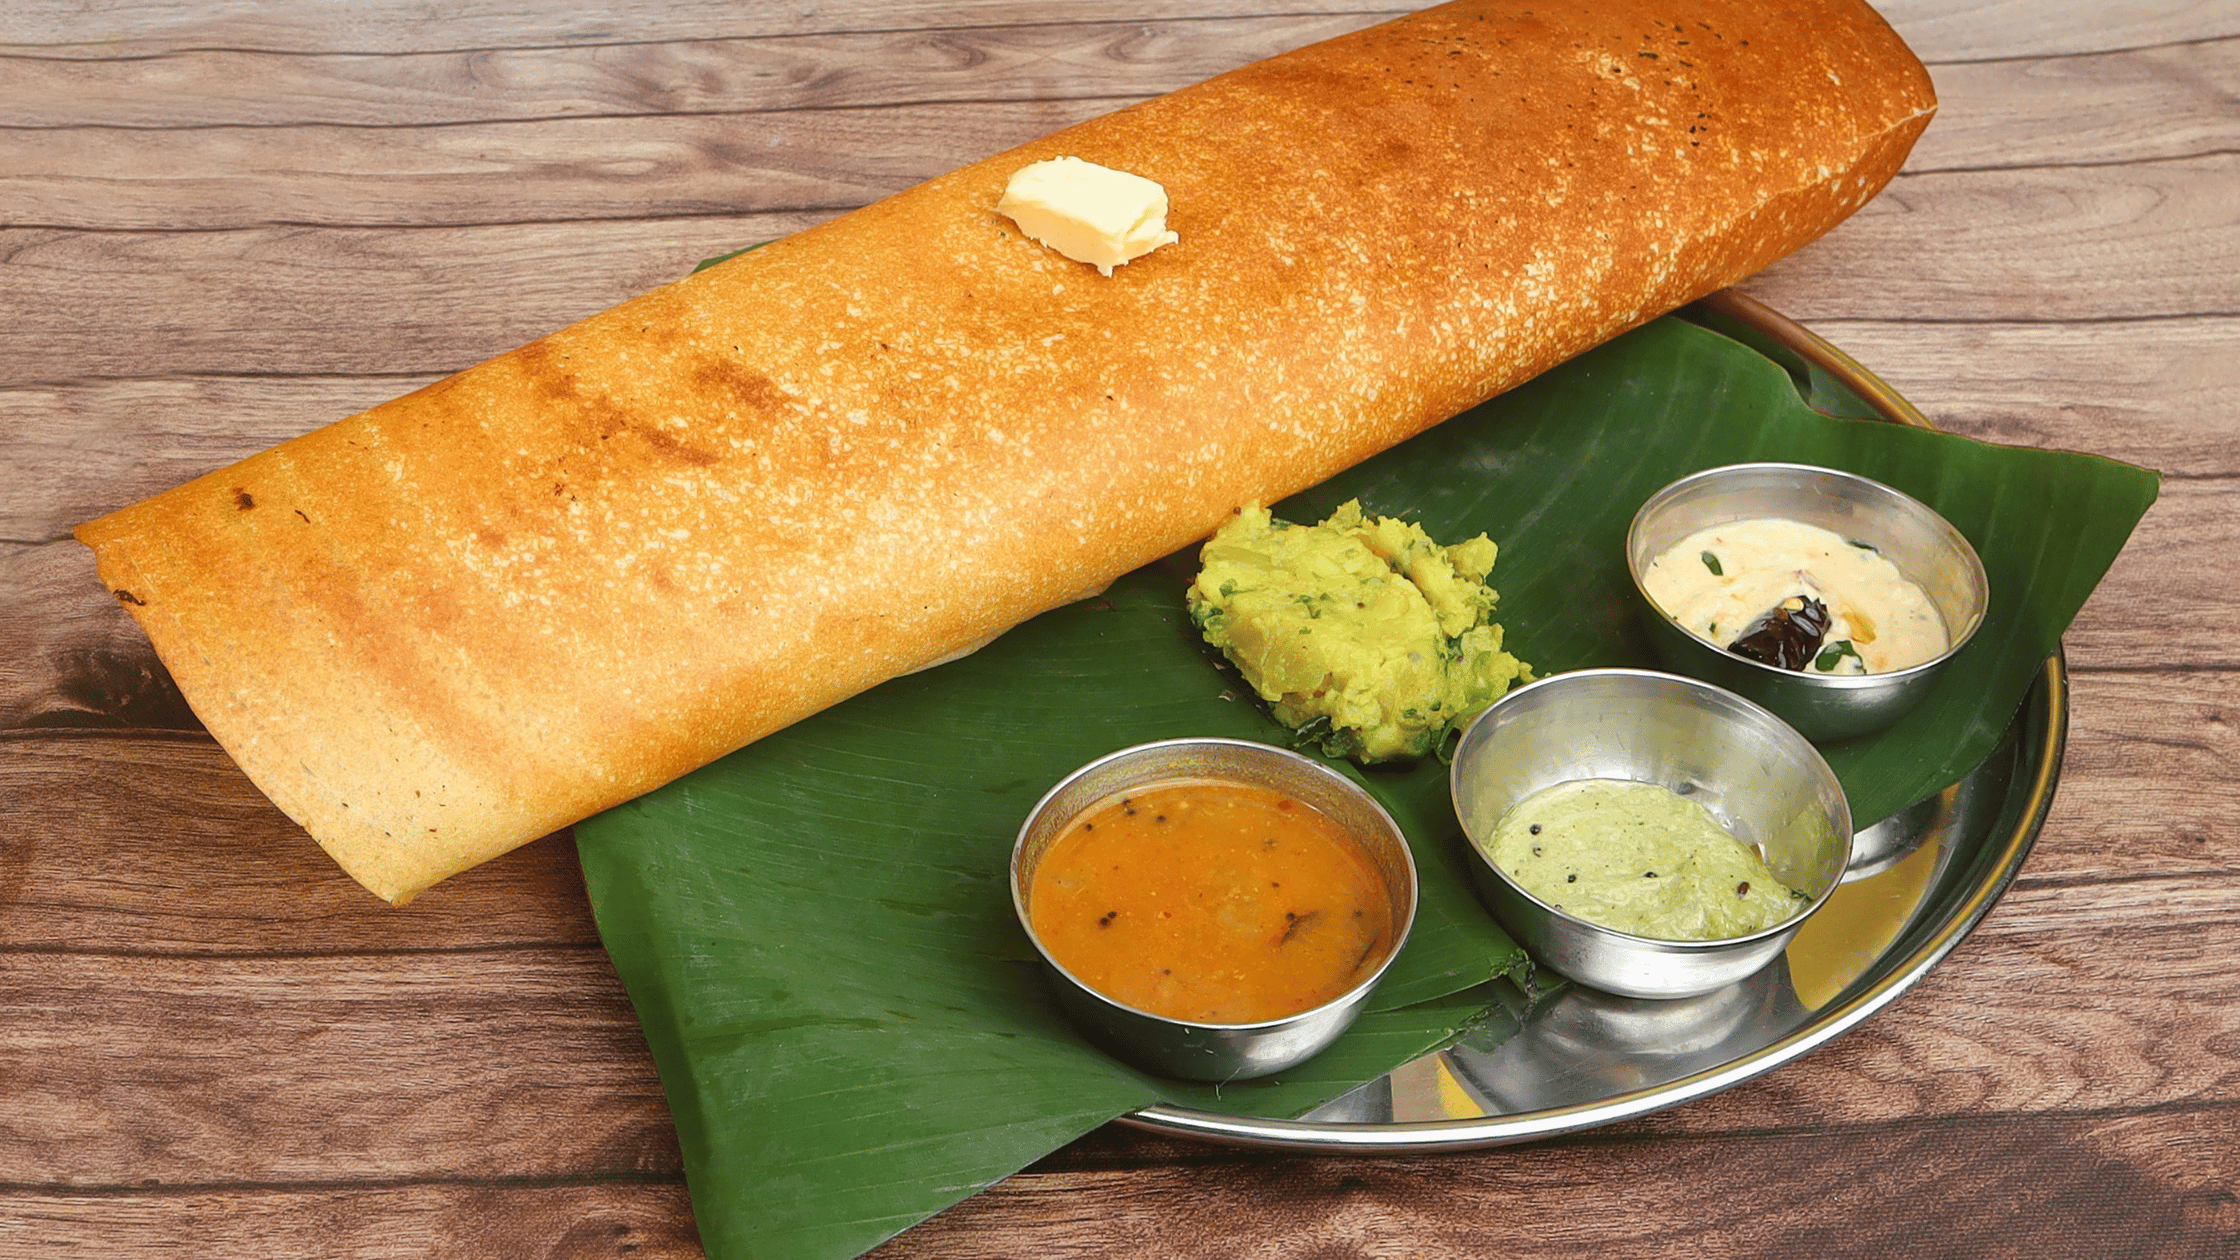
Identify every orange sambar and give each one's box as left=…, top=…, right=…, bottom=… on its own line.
left=1027, top=778, right=1395, bottom=1024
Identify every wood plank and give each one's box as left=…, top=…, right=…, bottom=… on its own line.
left=1, top=314, right=2218, bottom=553
left=0, top=542, right=195, bottom=730
left=0, top=1182, right=699, bottom=1259
left=11, top=1094, right=2238, bottom=1258
left=1800, top=316, right=2240, bottom=477
left=0, top=101, right=1112, bottom=232
left=1873, top=0, right=2240, bottom=62
left=0, top=3, right=1398, bottom=57
left=7, top=0, right=2232, bottom=62
left=0, top=732, right=600, bottom=949
left=9, top=39, right=2237, bottom=233
left=0, top=375, right=441, bottom=543
left=3, top=314, right=2226, bottom=549
left=0, top=949, right=680, bottom=1185
left=1648, top=917, right=2240, bottom=1134
left=882, top=1102, right=2240, bottom=1258
left=1980, top=866, right=2240, bottom=940
left=1, top=740, right=2228, bottom=1227
left=0, top=15, right=1384, bottom=129
left=1, top=894, right=2232, bottom=1189
left=6, top=151, right=2235, bottom=388
left=11, top=23, right=2229, bottom=176
left=1911, top=37, right=2240, bottom=173
left=2029, top=667, right=2240, bottom=884
left=1738, top=154, right=2240, bottom=325
left=4, top=685, right=2234, bottom=940
left=3, top=718, right=2234, bottom=1135
left=2058, top=477, right=2236, bottom=670
left=2, top=485, right=2221, bottom=889
left=0, top=214, right=830, bottom=386
left=2, top=654, right=2232, bottom=954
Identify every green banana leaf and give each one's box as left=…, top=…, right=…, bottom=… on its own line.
left=575, top=311, right=2157, bottom=1260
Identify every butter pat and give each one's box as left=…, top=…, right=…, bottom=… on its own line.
left=997, top=156, right=1179, bottom=276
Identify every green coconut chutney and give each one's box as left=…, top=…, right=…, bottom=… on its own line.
left=1483, top=779, right=1808, bottom=941
left=1187, top=500, right=1531, bottom=761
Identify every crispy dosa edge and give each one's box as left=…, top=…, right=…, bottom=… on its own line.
left=77, top=0, right=1933, bottom=904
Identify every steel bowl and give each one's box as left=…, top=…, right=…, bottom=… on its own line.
left=1011, top=738, right=1418, bottom=1081
left=1625, top=463, right=1989, bottom=742
left=1450, top=669, right=1852, bottom=999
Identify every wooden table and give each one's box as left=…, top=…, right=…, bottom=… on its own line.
left=4, top=2, right=2234, bottom=1255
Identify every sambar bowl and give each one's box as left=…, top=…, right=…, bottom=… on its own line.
left=1011, top=738, right=1417, bottom=1081
left=1450, top=669, right=1851, bottom=1000
left=1625, top=463, right=1989, bottom=742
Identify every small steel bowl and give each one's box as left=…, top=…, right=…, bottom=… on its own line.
left=1450, top=669, right=1852, bottom=1000
left=1626, top=463, right=1989, bottom=742
left=1011, top=738, right=1417, bottom=1081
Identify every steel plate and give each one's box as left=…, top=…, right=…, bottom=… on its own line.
left=1120, top=289, right=2065, bottom=1149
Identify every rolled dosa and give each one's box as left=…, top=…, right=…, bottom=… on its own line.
left=76, top=0, right=1934, bottom=905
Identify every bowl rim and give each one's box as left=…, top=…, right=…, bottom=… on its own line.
left=1623, top=461, right=1991, bottom=687
left=1122, top=287, right=2065, bottom=1149
left=1449, top=667, right=1854, bottom=951
left=1010, top=736, right=1419, bottom=1031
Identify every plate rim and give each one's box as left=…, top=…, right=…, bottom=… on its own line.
left=1115, top=288, right=2069, bottom=1150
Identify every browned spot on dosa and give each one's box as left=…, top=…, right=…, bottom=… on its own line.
left=694, top=360, right=788, bottom=413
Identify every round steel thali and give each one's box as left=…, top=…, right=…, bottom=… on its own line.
left=1120, top=289, right=2066, bottom=1150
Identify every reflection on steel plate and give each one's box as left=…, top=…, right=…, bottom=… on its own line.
left=1119, top=291, right=2062, bottom=1151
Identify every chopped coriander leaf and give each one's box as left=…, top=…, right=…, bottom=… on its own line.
left=1699, top=550, right=1723, bottom=576
left=1187, top=500, right=1530, bottom=762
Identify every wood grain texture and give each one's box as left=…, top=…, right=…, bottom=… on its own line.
left=0, top=544, right=194, bottom=730
left=4, top=728, right=2235, bottom=1146
left=1, top=102, right=1105, bottom=230
left=0, top=214, right=834, bottom=383
left=1742, top=154, right=2240, bottom=323
left=1, top=450, right=2210, bottom=735
left=1, top=0, right=2234, bottom=1255
left=2, top=149, right=2231, bottom=386
left=10, top=37, right=2239, bottom=231
left=0, top=1184, right=701, bottom=1258
left=0, top=2, right=1407, bottom=58
left=1803, top=316, right=2240, bottom=474
left=0, top=949, right=678, bottom=1185
left=2, top=315, right=2228, bottom=548
left=8, top=0, right=2235, bottom=61
left=2036, top=668, right=2240, bottom=881
left=6, top=147, right=2233, bottom=390
left=1870, top=0, right=2240, bottom=61
left=2, top=681, right=2233, bottom=1244
left=0, top=734, right=596, bottom=949
left=871, top=1105, right=2240, bottom=1259
left=1912, top=37, right=2240, bottom=172
left=2061, top=479, right=2238, bottom=669
left=13, top=20, right=2227, bottom=174
left=0, top=376, right=444, bottom=542
left=0, top=15, right=1387, bottom=129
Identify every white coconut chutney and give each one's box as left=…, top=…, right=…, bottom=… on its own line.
left=1642, top=518, right=1947, bottom=674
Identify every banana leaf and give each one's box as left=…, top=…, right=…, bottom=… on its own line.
left=575, top=311, right=2157, bottom=1260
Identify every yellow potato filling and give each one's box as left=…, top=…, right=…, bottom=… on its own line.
left=1189, top=501, right=1531, bottom=761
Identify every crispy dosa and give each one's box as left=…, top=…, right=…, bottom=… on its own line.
left=76, top=0, right=1935, bottom=904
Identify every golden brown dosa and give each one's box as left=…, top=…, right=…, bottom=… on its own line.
left=76, top=0, right=1934, bottom=904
